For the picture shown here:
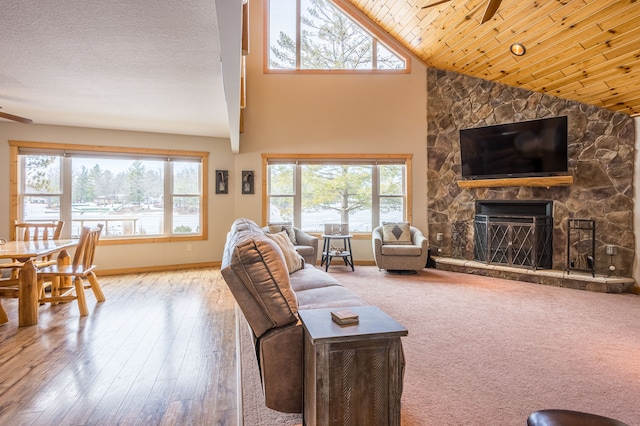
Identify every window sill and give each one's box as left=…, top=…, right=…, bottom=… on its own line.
left=99, top=235, right=205, bottom=245
left=310, top=232, right=372, bottom=240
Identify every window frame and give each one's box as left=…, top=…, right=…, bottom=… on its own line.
left=9, top=140, right=208, bottom=245
left=263, top=0, right=411, bottom=74
left=262, top=153, right=412, bottom=237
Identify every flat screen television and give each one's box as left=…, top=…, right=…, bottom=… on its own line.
left=459, top=116, right=569, bottom=180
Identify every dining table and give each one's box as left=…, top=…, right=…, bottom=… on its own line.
left=0, top=239, right=77, bottom=326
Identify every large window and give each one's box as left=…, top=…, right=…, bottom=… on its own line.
left=264, top=154, right=411, bottom=233
left=10, top=141, right=208, bottom=242
left=266, top=0, right=408, bottom=72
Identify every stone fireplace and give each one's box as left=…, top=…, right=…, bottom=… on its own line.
left=426, top=68, right=636, bottom=281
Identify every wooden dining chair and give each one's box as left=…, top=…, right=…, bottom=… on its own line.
left=2, top=221, right=66, bottom=283
left=37, top=224, right=105, bottom=316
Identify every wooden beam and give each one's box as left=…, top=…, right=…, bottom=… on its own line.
left=457, top=176, right=574, bottom=189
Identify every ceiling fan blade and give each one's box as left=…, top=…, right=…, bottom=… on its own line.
left=481, top=0, right=502, bottom=23
left=0, top=110, right=33, bottom=124
left=421, top=0, right=453, bottom=9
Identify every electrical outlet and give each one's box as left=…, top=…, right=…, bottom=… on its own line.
left=187, top=243, right=193, bottom=252
left=436, top=232, right=444, bottom=241
left=605, top=245, right=617, bottom=256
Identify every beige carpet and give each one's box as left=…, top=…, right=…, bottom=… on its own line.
left=240, top=266, right=640, bottom=425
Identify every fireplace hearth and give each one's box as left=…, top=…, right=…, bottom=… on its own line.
left=474, top=201, right=553, bottom=270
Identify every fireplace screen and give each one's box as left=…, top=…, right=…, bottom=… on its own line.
left=474, top=214, right=553, bottom=269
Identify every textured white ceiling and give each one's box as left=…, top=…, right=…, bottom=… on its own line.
left=0, top=0, right=236, bottom=139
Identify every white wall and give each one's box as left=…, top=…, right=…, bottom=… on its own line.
left=234, top=0, right=429, bottom=262
left=0, top=122, right=236, bottom=271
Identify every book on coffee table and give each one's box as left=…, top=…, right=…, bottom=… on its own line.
left=331, top=309, right=359, bottom=325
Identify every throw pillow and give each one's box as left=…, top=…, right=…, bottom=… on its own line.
left=382, top=222, right=412, bottom=245
left=266, top=231, right=304, bottom=274
left=267, top=222, right=297, bottom=245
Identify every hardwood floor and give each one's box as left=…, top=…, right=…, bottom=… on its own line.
left=0, top=268, right=238, bottom=425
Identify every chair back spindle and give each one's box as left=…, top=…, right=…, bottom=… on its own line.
left=14, top=221, right=64, bottom=241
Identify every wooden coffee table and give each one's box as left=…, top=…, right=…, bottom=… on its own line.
left=299, top=305, right=408, bottom=426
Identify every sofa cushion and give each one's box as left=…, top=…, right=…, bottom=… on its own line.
left=266, top=231, right=304, bottom=274
left=381, top=244, right=422, bottom=256
left=382, top=222, right=411, bottom=244
left=289, top=264, right=345, bottom=292
left=267, top=222, right=297, bottom=245
left=296, top=285, right=367, bottom=310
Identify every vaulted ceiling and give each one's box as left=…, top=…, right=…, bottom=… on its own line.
left=1, top=0, right=637, bottom=148
left=347, top=0, right=640, bottom=117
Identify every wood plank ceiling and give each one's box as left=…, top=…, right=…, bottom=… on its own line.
left=347, top=0, right=640, bottom=117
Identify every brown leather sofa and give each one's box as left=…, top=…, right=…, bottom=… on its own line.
left=221, top=218, right=369, bottom=413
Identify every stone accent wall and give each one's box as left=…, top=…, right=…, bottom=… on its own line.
left=427, top=68, right=636, bottom=276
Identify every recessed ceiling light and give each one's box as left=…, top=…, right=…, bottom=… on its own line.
left=510, top=43, right=526, bottom=56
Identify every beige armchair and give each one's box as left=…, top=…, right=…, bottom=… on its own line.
left=372, top=225, right=429, bottom=273
left=262, top=224, right=319, bottom=266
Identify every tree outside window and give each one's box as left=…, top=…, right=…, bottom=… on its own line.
left=268, top=164, right=295, bottom=222
left=172, top=162, right=202, bottom=234
left=379, top=164, right=405, bottom=223
left=268, top=0, right=406, bottom=71
left=301, top=164, right=372, bottom=231
left=15, top=143, right=206, bottom=241
left=266, top=155, right=409, bottom=233
left=22, top=156, right=61, bottom=221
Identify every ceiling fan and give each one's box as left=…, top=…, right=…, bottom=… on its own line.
left=0, top=107, right=33, bottom=124
left=421, top=0, right=503, bottom=24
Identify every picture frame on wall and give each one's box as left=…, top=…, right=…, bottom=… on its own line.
left=216, top=170, right=229, bottom=194
left=242, top=170, right=254, bottom=194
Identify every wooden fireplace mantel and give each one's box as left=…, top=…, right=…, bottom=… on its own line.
left=457, top=175, right=573, bottom=188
